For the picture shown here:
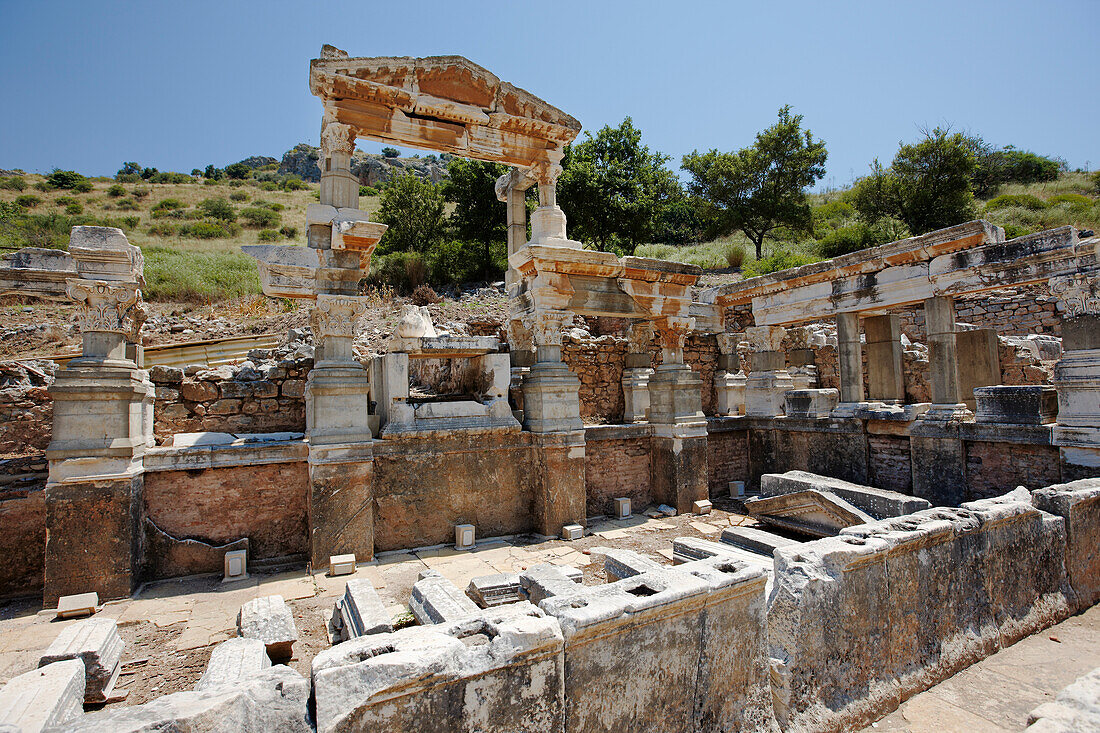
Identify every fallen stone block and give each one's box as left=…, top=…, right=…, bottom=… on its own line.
left=746, top=488, right=874, bottom=537
left=466, top=573, right=523, bottom=608
left=519, top=564, right=584, bottom=606
left=760, top=470, right=931, bottom=519
left=312, top=603, right=564, bottom=733
left=591, top=546, right=664, bottom=581
left=329, top=553, right=356, bottom=576
left=693, top=499, right=713, bottom=515
left=237, top=595, right=297, bottom=661
left=60, top=666, right=311, bottom=733
left=720, top=525, right=800, bottom=557
left=55, top=593, right=97, bottom=620
left=1032, top=477, right=1100, bottom=609
left=38, top=617, right=123, bottom=704
left=334, top=578, right=393, bottom=641
left=410, top=569, right=479, bottom=624
left=561, top=523, right=583, bottom=541
left=0, top=659, right=85, bottom=733
left=194, top=638, right=271, bottom=692
left=1026, top=665, right=1100, bottom=732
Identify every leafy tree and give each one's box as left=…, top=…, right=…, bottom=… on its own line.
left=141, top=167, right=158, bottom=180
left=46, top=170, right=88, bottom=190
left=203, top=164, right=225, bottom=180
left=197, top=197, right=236, bottom=221
left=682, top=106, right=827, bottom=259
left=381, top=147, right=400, bottom=159
left=558, top=117, right=686, bottom=254
left=441, top=157, right=508, bottom=280
left=117, top=162, right=142, bottom=178
left=851, top=127, right=976, bottom=235
left=968, top=136, right=1065, bottom=196
left=225, top=162, right=251, bottom=180
left=373, top=173, right=446, bottom=255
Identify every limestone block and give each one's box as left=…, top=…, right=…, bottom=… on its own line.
left=455, top=524, right=475, bottom=550
left=1053, top=346, right=1100, bottom=428
left=38, top=617, right=123, bottom=704
left=312, top=603, right=564, bottom=733
left=334, top=578, right=392, bottom=641
left=784, top=388, right=838, bottom=418
left=974, top=385, right=1058, bottom=425
left=223, top=549, right=248, bottom=582
left=1026, top=666, right=1100, bottom=732
left=410, top=570, right=480, bottom=624
left=720, top=525, right=800, bottom=557
left=715, top=370, right=746, bottom=416
left=55, top=592, right=97, bottom=619
left=592, top=546, right=664, bottom=581
left=729, top=480, right=746, bottom=498
left=237, top=595, right=298, bottom=661
left=68, top=226, right=144, bottom=283
left=561, top=524, right=583, bottom=541
left=1032, top=477, right=1100, bottom=609
left=693, top=499, right=712, bottom=515
left=61, top=666, right=311, bottom=733
left=0, top=659, right=85, bottom=733
left=241, top=244, right=323, bottom=300
left=328, top=553, right=356, bottom=576
left=744, top=370, right=793, bottom=418
left=746, top=489, right=874, bottom=537
left=759, top=470, right=931, bottom=519
left=613, top=497, right=631, bottom=518
left=672, top=537, right=759, bottom=566
left=466, top=573, right=523, bottom=608
left=194, top=638, right=271, bottom=692
left=519, top=564, right=585, bottom=605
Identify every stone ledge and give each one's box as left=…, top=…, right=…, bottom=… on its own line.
left=143, top=439, right=308, bottom=472
left=584, top=423, right=653, bottom=441
left=959, top=422, right=1054, bottom=445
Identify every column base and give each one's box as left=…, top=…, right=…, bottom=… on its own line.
left=921, top=403, right=974, bottom=422
left=910, top=421, right=965, bottom=506
left=521, top=361, right=583, bottom=434
left=308, top=441, right=374, bottom=567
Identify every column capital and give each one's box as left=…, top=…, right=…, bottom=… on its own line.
left=627, top=320, right=655, bottom=353
left=320, top=121, right=357, bottom=157
left=532, top=310, right=572, bottom=349
left=653, top=316, right=694, bottom=351
left=745, top=325, right=787, bottom=352
left=312, top=293, right=368, bottom=340
left=1051, top=272, right=1100, bottom=317
left=65, top=278, right=141, bottom=335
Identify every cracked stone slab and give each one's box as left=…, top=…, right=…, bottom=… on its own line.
left=409, top=570, right=480, bottom=625
left=745, top=489, right=874, bottom=538
left=37, top=618, right=123, bottom=704
left=0, top=659, right=85, bottom=732
left=194, top=638, right=271, bottom=692
left=237, top=595, right=298, bottom=661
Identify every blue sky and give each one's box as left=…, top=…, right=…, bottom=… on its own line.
left=1, top=0, right=1096, bottom=189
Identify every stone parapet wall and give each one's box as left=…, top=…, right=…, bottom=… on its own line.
left=867, top=433, right=912, bottom=492
left=707, top=425, right=749, bottom=496
left=583, top=426, right=652, bottom=516
left=964, top=440, right=1062, bottom=501
left=0, top=483, right=45, bottom=599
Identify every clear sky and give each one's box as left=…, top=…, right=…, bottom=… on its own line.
left=1, top=0, right=1096, bottom=188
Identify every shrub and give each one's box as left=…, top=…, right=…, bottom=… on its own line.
left=366, top=251, right=428, bottom=293
left=382, top=147, right=400, bottom=159
left=252, top=200, right=283, bottom=211
left=1001, top=223, right=1031, bottom=238
left=230, top=191, right=249, bottom=202
left=131, top=187, right=150, bottom=199
left=197, top=197, right=235, bottom=221
left=744, top=249, right=817, bottom=276
left=724, top=244, right=746, bottom=269
left=107, top=184, right=126, bottom=197
left=411, top=284, right=441, bottom=305
left=116, top=199, right=140, bottom=210
left=239, top=206, right=279, bottom=228
left=15, top=195, right=41, bottom=208
left=46, top=169, right=88, bottom=190
left=72, top=179, right=93, bottom=193
left=260, top=181, right=279, bottom=191
left=225, top=162, right=251, bottom=180
left=258, top=228, right=280, bottom=241
left=148, top=171, right=191, bottom=184
left=147, top=222, right=177, bottom=236
left=203, top=164, right=224, bottom=180
left=203, top=178, right=221, bottom=186
left=279, top=226, right=298, bottom=239
left=817, top=223, right=880, bottom=258
left=64, top=202, right=83, bottom=215
left=985, top=193, right=1046, bottom=211
left=55, top=196, right=76, bottom=206
left=1092, top=171, right=1100, bottom=195
left=120, top=215, right=140, bottom=229
left=0, top=176, right=27, bottom=191
left=359, top=185, right=379, bottom=197
left=282, top=176, right=306, bottom=191
left=34, top=181, right=53, bottom=192
left=1047, top=194, right=1093, bottom=207
left=115, top=173, right=141, bottom=184
left=179, top=220, right=240, bottom=239
left=152, top=198, right=184, bottom=211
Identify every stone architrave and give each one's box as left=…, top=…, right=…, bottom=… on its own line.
left=745, top=489, right=874, bottom=538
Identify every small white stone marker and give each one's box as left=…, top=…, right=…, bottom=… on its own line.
left=455, top=524, right=475, bottom=550
left=694, top=499, right=713, bottom=515
left=561, top=524, right=584, bottom=541
left=729, top=481, right=746, bottom=498
left=329, top=553, right=356, bottom=576
left=55, top=592, right=98, bottom=619
left=614, top=497, right=632, bottom=519
left=223, top=549, right=248, bottom=582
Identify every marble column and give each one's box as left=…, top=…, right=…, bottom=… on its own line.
left=922, top=296, right=972, bottom=421
left=832, top=312, right=865, bottom=416
left=864, top=314, right=904, bottom=403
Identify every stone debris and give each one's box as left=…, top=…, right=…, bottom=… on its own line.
left=657, top=504, right=678, bottom=517
left=55, top=592, right=98, bottom=620
left=195, top=638, right=271, bottom=692
left=0, top=659, right=85, bottom=733
left=1026, top=665, right=1100, bottom=732
left=410, top=569, right=480, bottom=624
left=720, top=525, right=800, bottom=557
left=237, top=595, right=298, bottom=661
left=37, top=617, right=124, bottom=704
left=746, top=489, right=875, bottom=537
left=759, top=470, right=932, bottom=519
left=560, top=524, right=583, bottom=541
left=466, top=573, right=524, bottom=608
left=61, top=666, right=311, bottom=733
left=519, top=564, right=585, bottom=605
left=592, top=546, right=664, bottom=581
left=693, top=499, right=713, bottom=515
left=333, top=578, right=392, bottom=642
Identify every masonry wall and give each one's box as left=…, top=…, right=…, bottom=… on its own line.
left=894, top=284, right=1061, bottom=338
left=562, top=336, right=627, bottom=423
left=0, top=484, right=45, bottom=599
left=964, top=441, right=1063, bottom=501
left=867, top=433, right=912, bottom=492
left=706, top=427, right=749, bottom=496
left=583, top=432, right=652, bottom=516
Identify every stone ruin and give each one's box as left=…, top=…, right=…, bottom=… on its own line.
left=0, top=45, right=1098, bottom=732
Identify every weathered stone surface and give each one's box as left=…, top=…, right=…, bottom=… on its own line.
left=312, top=603, right=564, bottom=733
left=59, top=666, right=311, bottom=733
left=746, top=489, right=874, bottom=537
left=1032, top=477, right=1100, bottom=609
left=592, top=546, right=664, bottom=581
left=237, top=595, right=298, bottom=660
left=334, top=578, right=392, bottom=641
left=0, top=659, right=84, bottom=733
left=1026, top=665, right=1100, bottom=732
left=759, top=470, right=931, bottom=519
left=974, top=385, right=1058, bottom=425
left=784, top=388, right=838, bottom=418
left=410, top=570, right=479, bottom=624
left=519, top=564, right=584, bottom=606
left=38, top=618, right=123, bottom=703
left=720, top=525, right=800, bottom=557
left=466, top=573, right=523, bottom=608
left=194, top=638, right=271, bottom=692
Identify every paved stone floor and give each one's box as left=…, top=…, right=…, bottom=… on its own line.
left=863, top=603, right=1100, bottom=732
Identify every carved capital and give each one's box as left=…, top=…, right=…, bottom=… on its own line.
left=507, top=316, right=535, bottom=353
left=1052, top=272, right=1100, bottom=317
left=532, top=310, right=572, bottom=348
left=320, top=121, right=357, bottom=158
left=653, top=316, right=694, bottom=351
left=65, top=279, right=141, bottom=335
left=715, top=333, right=742, bottom=355
left=745, top=325, right=787, bottom=352
left=312, top=294, right=368, bottom=340
left=532, top=161, right=564, bottom=186
left=627, top=321, right=655, bottom=354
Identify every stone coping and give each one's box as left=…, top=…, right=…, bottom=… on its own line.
left=583, top=423, right=653, bottom=441
left=144, top=437, right=308, bottom=472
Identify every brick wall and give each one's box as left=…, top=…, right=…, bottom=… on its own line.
left=562, top=335, right=628, bottom=423
left=584, top=435, right=652, bottom=516
left=894, top=284, right=1061, bottom=338
left=964, top=441, right=1062, bottom=500
left=0, top=485, right=45, bottom=598
left=707, top=429, right=748, bottom=495
left=143, top=462, right=310, bottom=560
left=868, top=434, right=912, bottom=492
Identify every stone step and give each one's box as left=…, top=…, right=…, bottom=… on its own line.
left=720, top=526, right=800, bottom=557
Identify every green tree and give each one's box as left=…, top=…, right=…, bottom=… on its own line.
left=381, top=147, right=400, bottom=159
left=203, top=164, right=225, bottom=180
left=851, top=127, right=976, bottom=235
left=441, top=158, right=508, bottom=280
left=46, top=170, right=88, bottom=190
left=225, top=162, right=251, bottom=180
left=373, top=173, right=446, bottom=254
left=197, top=197, right=236, bottom=221
left=682, top=106, right=827, bottom=259
left=558, top=117, right=685, bottom=254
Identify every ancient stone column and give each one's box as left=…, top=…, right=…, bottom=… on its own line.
left=1050, top=272, right=1100, bottom=479
left=622, top=321, right=654, bottom=423
left=520, top=310, right=583, bottom=433
left=648, top=317, right=709, bottom=513
left=864, top=315, right=904, bottom=403
left=305, top=293, right=375, bottom=566
left=528, top=161, right=574, bottom=248
left=744, top=326, right=792, bottom=418
left=44, top=227, right=153, bottom=605
left=319, top=119, right=359, bottom=210
left=714, top=333, right=746, bottom=416
left=495, top=167, right=537, bottom=294
left=922, top=296, right=972, bottom=421
left=833, top=312, right=865, bottom=415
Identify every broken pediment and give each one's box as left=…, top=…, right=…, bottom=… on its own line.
left=744, top=489, right=874, bottom=538
left=310, top=46, right=581, bottom=168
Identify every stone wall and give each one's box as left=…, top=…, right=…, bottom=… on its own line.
left=0, top=484, right=45, bottom=599
left=684, top=334, right=720, bottom=416
left=964, top=441, right=1063, bottom=500
left=895, top=284, right=1062, bottom=337
left=0, top=361, right=55, bottom=456
left=867, top=433, right=912, bottom=492
left=707, top=426, right=749, bottom=496
left=561, top=335, right=627, bottom=423
left=583, top=429, right=652, bottom=516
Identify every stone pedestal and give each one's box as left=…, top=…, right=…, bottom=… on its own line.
left=308, top=442, right=374, bottom=566
left=923, top=296, right=972, bottom=421
left=910, top=420, right=966, bottom=507
left=530, top=430, right=586, bottom=536
left=521, top=361, right=583, bottom=433
left=716, top=370, right=746, bottom=416
left=864, top=314, right=904, bottom=403
left=1053, top=313, right=1100, bottom=479
left=622, top=368, right=653, bottom=423
left=957, top=328, right=1001, bottom=410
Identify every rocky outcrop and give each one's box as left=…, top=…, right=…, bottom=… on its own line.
left=278, top=143, right=450, bottom=185
left=235, top=156, right=277, bottom=170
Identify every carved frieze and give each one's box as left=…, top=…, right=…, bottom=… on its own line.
left=1051, top=272, right=1100, bottom=316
